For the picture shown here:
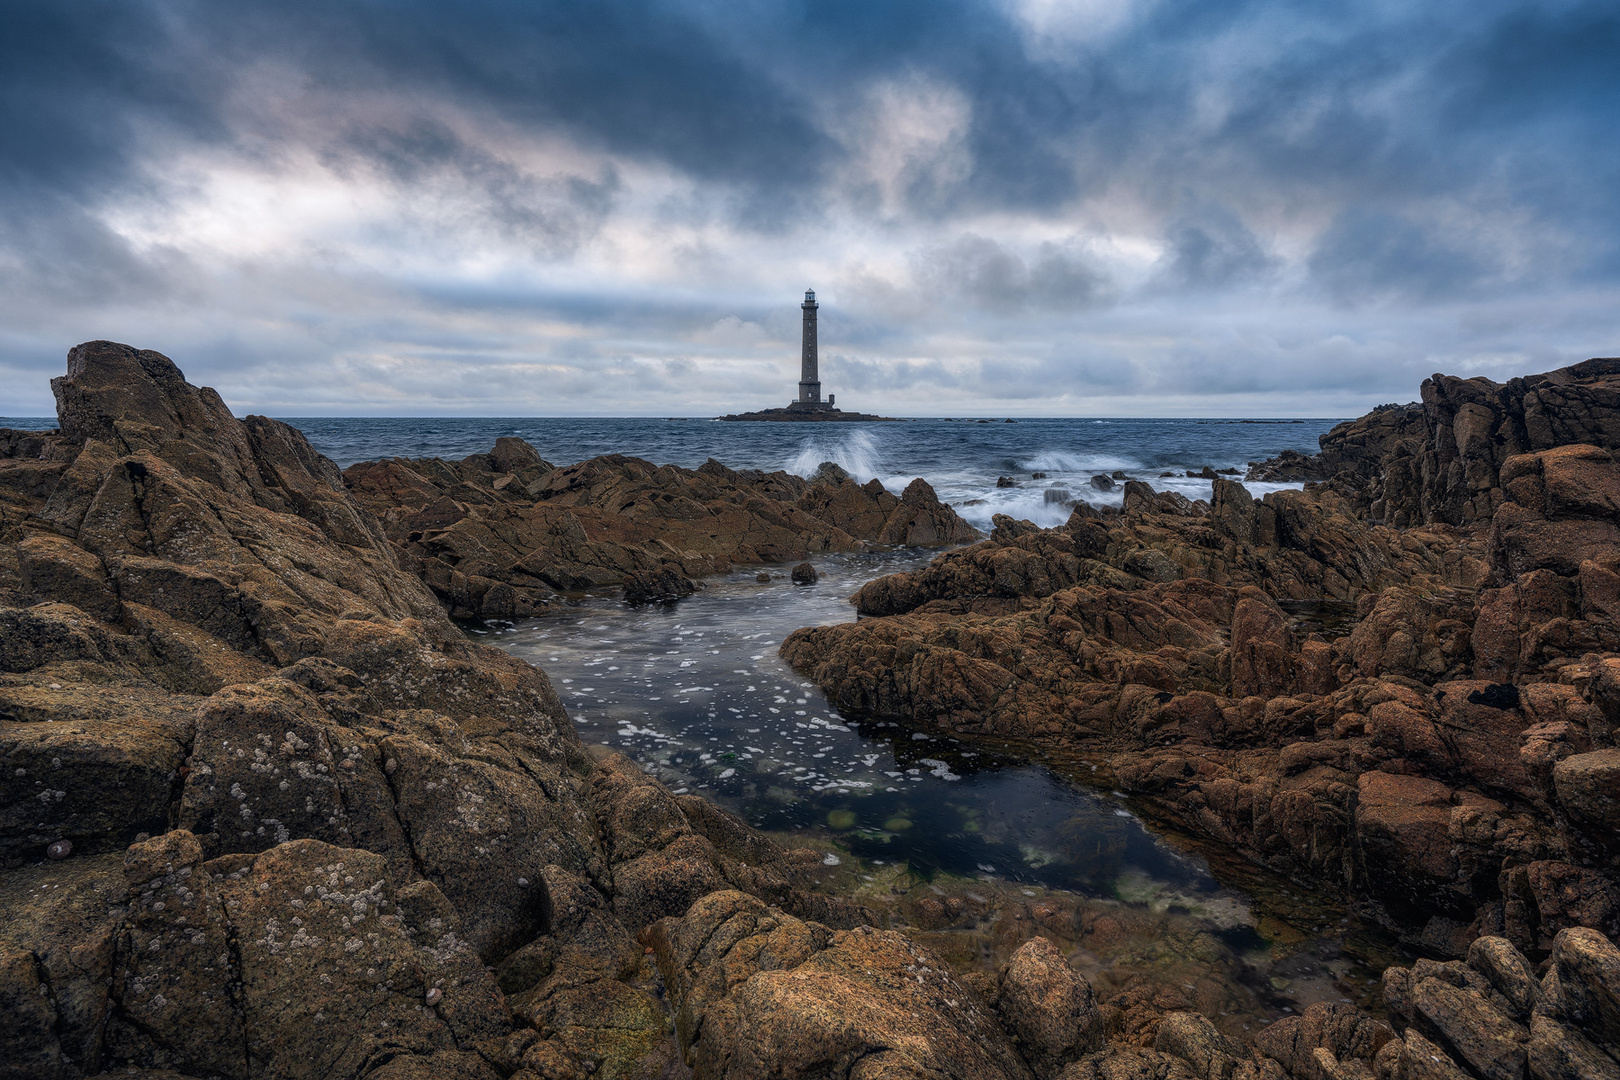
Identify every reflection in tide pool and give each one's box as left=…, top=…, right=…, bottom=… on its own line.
left=485, top=548, right=1243, bottom=924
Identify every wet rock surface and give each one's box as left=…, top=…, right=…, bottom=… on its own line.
left=783, top=359, right=1620, bottom=967
left=7, top=343, right=1620, bottom=1080
left=0, top=343, right=924, bottom=1079
left=342, top=443, right=977, bottom=618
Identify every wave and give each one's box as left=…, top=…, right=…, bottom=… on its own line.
left=786, top=428, right=885, bottom=483
left=1016, top=450, right=1139, bottom=474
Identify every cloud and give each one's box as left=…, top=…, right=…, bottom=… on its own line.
left=1307, top=207, right=1497, bottom=304
left=913, top=234, right=1109, bottom=313
left=1152, top=205, right=1277, bottom=291
left=0, top=0, right=1618, bottom=419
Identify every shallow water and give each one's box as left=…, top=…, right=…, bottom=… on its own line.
left=485, top=547, right=1411, bottom=1018
left=490, top=549, right=1230, bottom=902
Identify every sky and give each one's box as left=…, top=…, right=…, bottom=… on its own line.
left=1, top=0, right=1618, bottom=418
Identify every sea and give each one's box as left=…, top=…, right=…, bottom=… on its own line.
left=5, top=412, right=1392, bottom=1009
left=295, top=415, right=1336, bottom=530
left=2, top=414, right=1336, bottom=530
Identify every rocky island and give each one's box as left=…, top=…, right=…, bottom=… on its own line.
left=717, top=290, right=901, bottom=422
left=3, top=341, right=1619, bottom=1080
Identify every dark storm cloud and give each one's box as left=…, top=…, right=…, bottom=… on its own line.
left=1153, top=206, right=1277, bottom=291
left=1, top=0, right=1618, bottom=415
left=1307, top=208, right=1495, bottom=305
left=914, top=235, right=1108, bottom=314
left=6, top=0, right=1618, bottom=250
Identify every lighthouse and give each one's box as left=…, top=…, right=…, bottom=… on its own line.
left=790, top=289, right=833, bottom=411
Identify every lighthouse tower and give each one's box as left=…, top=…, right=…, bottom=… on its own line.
left=790, top=289, right=833, bottom=411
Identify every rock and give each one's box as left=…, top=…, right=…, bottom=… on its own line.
left=1466, top=937, right=1540, bottom=1018
left=1252, top=1002, right=1393, bottom=1080
left=1153, top=1011, right=1242, bottom=1080
left=791, top=562, right=819, bottom=585
left=1355, top=772, right=1460, bottom=917
left=1407, top=977, right=1526, bottom=1080
left=1090, top=475, right=1115, bottom=492
left=1396, top=1029, right=1474, bottom=1080
left=1552, top=749, right=1620, bottom=835
left=623, top=564, right=699, bottom=604
left=1546, top=926, right=1620, bottom=1047
left=0, top=854, right=127, bottom=1079
left=1526, top=1015, right=1620, bottom=1080
left=14, top=342, right=1620, bottom=1078
left=103, top=832, right=510, bottom=1079
left=1230, top=588, right=1293, bottom=697
left=1501, top=861, right=1620, bottom=954
left=1244, top=361, right=1620, bottom=528
left=998, top=937, right=1102, bottom=1077
left=490, top=435, right=548, bottom=473
left=1057, top=1046, right=1198, bottom=1080
left=998, top=476, right=1018, bottom=488
left=344, top=449, right=976, bottom=617
left=1123, top=548, right=1183, bottom=583
left=6, top=343, right=971, bottom=1080
left=649, top=890, right=1032, bottom=1080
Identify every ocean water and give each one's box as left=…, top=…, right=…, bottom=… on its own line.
left=279, top=415, right=1338, bottom=530
left=2, top=414, right=1335, bottom=530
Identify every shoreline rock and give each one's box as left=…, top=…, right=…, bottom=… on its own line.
left=7, top=341, right=1620, bottom=1080
left=784, top=358, right=1620, bottom=972
left=342, top=448, right=977, bottom=618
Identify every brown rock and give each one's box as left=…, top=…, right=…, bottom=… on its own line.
left=1547, top=926, right=1620, bottom=1047
left=622, top=564, right=698, bottom=604
left=1501, top=861, right=1620, bottom=954
left=650, top=889, right=1032, bottom=1080
left=1526, top=1014, right=1620, bottom=1080
left=1407, top=977, right=1526, bottom=1080
left=1252, top=1002, right=1393, bottom=1080
left=1230, top=588, right=1293, bottom=697
left=1153, top=1011, right=1242, bottom=1080
left=1355, top=772, right=1457, bottom=913
left=999, top=937, right=1103, bottom=1077
left=1552, top=749, right=1620, bottom=835
left=1465, top=937, right=1540, bottom=1019
left=1396, top=1029, right=1473, bottom=1080
left=344, top=448, right=975, bottom=617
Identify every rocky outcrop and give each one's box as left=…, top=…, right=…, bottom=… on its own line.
left=784, top=361, right=1620, bottom=957
left=0, top=342, right=960, bottom=1080
left=1248, top=403, right=1425, bottom=487
left=1376, top=929, right=1620, bottom=1080
left=10, top=342, right=1620, bottom=1080
left=647, top=889, right=1035, bottom=1079
left=6, top=341, right=1374, bottom=1080
left=1249, top=358, right=1620, bottom=527
left=343, top=450, right=977, bottom=618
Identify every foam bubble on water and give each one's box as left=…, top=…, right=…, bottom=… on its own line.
left=786, top=428, right=884, bottom=483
